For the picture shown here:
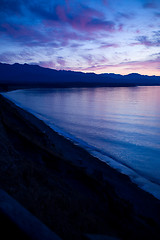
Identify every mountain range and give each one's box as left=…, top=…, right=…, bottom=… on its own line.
left=0, top=62, right=160, bottom=90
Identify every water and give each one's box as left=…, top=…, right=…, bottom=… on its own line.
left=2, top=86, right=160, bottom=199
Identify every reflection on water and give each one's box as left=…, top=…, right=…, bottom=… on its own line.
left=3, top=86, right=160, bottom=199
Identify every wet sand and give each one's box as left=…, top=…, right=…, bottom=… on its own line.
left=0, top=93, right=160, bottom=240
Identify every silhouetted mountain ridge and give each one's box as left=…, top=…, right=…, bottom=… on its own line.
left=0, top=62, right=160, bottom=90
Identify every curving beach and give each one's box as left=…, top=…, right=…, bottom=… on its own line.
left=0, top=93, right=160, bottom=240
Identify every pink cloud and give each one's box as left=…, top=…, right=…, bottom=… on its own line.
left=37, top=61, right=56, bottom=69
left=79, top=52, right=108, bottom=70
left=99, top=43, right=119, bottom=48
left=102, top=0, right=108, bottom=6
left=136, top=29, right=140, bottom=34
left=75, top=57, right=160, bottom=76
left=57, top=56, right=66, bottom=68
left=131, top=36, right=160, bottom=47
left=1, top=22, right=87, bottom=48
left=143, top=1, right=157, bottom=9
left=54, top=5, right=115, bottom=33
left=56, top=5, right=68, bottom=22
left=118, top=24, right=123, bottom=31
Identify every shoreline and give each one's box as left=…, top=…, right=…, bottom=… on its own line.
left=0, top=93, right=160, bottom=239
left=2, top=89, right=160, bottom=200
left=3, top=87, right=160, bottom=201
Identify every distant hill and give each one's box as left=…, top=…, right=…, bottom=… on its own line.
left=0, top=62, right=160, bottom=90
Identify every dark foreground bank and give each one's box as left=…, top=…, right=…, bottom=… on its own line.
left=0, top=94, right=160, bottom=240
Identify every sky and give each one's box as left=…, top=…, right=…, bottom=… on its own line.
left=0, top=0, right=160, bottom=76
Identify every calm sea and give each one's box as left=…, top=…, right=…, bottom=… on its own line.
left=2, top=86, right=160, bottom=199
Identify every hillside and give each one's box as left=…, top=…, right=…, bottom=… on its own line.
left=0, top=62, right=160, bottom=90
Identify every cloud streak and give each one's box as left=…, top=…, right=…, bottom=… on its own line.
left=133, top=33, right=160, bottom=47
left=0, top=0, right=160, bottom=76
left=78, top=57, right=160, bottom=75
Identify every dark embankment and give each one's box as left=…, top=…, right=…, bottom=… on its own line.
left=0, top=94, right=160, bottom=240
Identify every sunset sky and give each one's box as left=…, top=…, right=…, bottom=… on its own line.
left=0, top=0, right=160, bottom=75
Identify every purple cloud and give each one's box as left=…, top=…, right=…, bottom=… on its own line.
left=0, top=0, right=159, bottom=76
left=99, top=43, right=119, bottom=48
left=155, top=12, right=160, bottom=17
left=29, top=3, right=116, bottom=33
left=80, top=54, right=108, bottom=70
left=57, top=56, right=66, bottom=68
left=0, top=22, right=82, bottom=48
left=116, top=12, right=134, bottom=20
left=85, top=19, right=115, bottom=32
left=153, top=30, right=160, bottom=37
left=0, top=0, right=120, bottom=55
left=143, top=1, right=157, bottom=9
left=120, top=58, right=160, bottom=74
left=137, top=36, right=158, bottom=46
left=37, top=61, right=56, bottom=69
left=79, top=57, right=160, bottom=75
left=0, top=23, right=52, bottom=46
left=0, top=52, right=17, bottom=63
left=102, top=0, right=108, bottom=6
left=54, top=4, right=115, bottom=33
left=132, top=34, right=160, bottom=47
left=0, top=50, right=33, bottom=63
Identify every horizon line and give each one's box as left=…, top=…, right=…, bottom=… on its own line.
left=1, top=61, right=160, bottom=78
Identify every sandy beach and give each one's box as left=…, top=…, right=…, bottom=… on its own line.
left=0, top=93, right=160, bottom=240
